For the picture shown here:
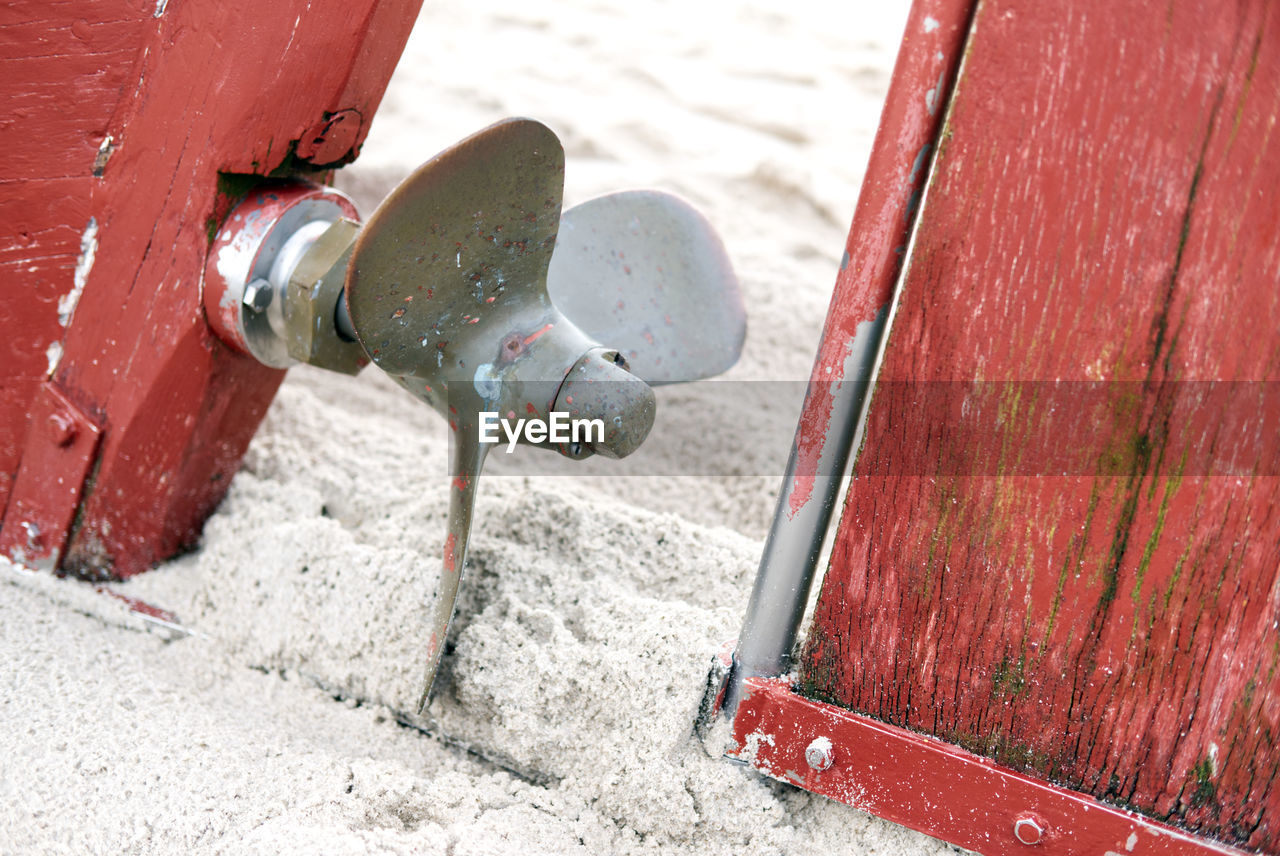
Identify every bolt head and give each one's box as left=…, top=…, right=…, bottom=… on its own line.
left=48, top=413, right=77, bottom=447
left=21, top=521, right=42, bottom=551
left=243, top=278, right=274, bottom=312
left=804, top=736, right=835, bottom=771
left=1013, top=815, right=1045, bottom=845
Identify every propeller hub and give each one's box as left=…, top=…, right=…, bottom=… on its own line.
left=203, top=182, right=359, bottom=368
left=553, top=349, right=655, bottom=459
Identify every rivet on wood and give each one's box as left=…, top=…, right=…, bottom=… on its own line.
left=49, top=413, right=78, bottom=447
left=805, top=736, right=835, bottom=771
left=1013, top=815, right=1045, bottom=845
left=21, top=521, right=43, bottom=551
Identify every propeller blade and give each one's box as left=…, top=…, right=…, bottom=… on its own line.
left=343, top=119, right=659, bottom=708
left=208, top=117, right=746, bottom=712
left=345, top=117, right=566, bottom=379
left=547, top=190, right=745, bottom=385
left=418, top=428, right=488, bottom=713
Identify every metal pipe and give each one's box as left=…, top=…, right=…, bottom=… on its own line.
left=719, top=0, right=977, bottom=717
left=721, top=312, right=885, bottom=715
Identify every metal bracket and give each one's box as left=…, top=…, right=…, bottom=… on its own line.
left=728, top=676, right=1249, bottom=856
left=0, top=383, right=103, bottom=571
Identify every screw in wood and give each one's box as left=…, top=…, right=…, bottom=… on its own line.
left=804, top=736, right=835, bottom=771
left=1013, top=815, right=1045, bottom=845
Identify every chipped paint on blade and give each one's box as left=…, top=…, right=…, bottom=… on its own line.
left=417, top=432, right=488, bottom=714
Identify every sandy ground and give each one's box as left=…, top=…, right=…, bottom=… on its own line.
left=3, top=1, right=967, bottom=853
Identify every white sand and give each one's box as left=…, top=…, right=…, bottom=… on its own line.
left=2, top=1, right=966, bottom=853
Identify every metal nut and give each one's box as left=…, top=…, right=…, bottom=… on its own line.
left=1013, top=815, right=1045, bottom=845
left=242, top=278, right=274, bottom=312
left=805, top=736, right=835, bottom=771
left=283, top=217, right=366, bottom=375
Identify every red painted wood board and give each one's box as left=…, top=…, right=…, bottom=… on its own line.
left=0, top=0, right=151, bottom=522
left=1, top=0, right=422, bottom=576
left=801, top=0, right=1280, bottom=852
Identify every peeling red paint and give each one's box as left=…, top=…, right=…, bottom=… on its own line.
left=787, top=390, right=831, bottom=517
left=786, top=0, right=969, bottom=517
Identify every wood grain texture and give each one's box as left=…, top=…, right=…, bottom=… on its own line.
left=802, top=0, right=1280, bottom=850
left=1, top=0, right=422, bottom=574
left=0, top=0, right=151, bottom=523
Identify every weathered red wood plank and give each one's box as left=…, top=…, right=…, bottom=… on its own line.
left=802, top=0, right=1280, bottom=851
left=59, top=0, right=420, bottom=576
left=0, top=1, right=148, bottom=520
left=1, top=0, right=421, bottom=575
left=0, top=1, right=152, bottom=181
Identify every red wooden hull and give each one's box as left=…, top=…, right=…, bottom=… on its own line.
left=0, top=0, right=421, bottom=576
left=795, top=0, right=1280, bottom=851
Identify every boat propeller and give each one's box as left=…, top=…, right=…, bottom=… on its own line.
left=204, top=118, right=745, bottom=711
